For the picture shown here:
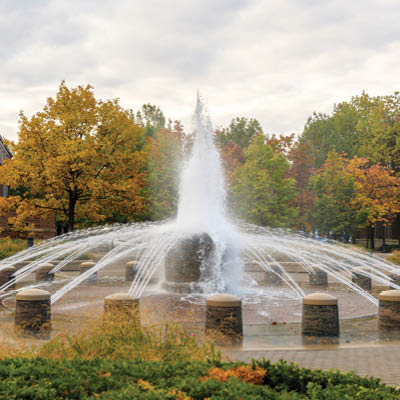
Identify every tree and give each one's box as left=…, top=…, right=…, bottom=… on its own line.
left=219, top=142, right=245, bottom=183
left=0, top=82, right=148, bottom=232
left=356, top=92, right=400, bottom=173
left=346, top=156, right=400, bottom=248
left=308, top=151, right=362, bottom=239
left=145, top=122, right=184, bottom=220
left=288, top=141, right=315, bottom=231
left=300, top=101, right=360, bottom=169
left=230, top=134, right=297, bottom=227
left=134, top=103, right=166, bottom=139
left=215, top=117, right=262, bottom=149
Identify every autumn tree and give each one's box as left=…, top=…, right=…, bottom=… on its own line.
left=219, top=142, right=245, bottom=183
left=308, top=151, right=400, bottom=245
left=289, top=141, right=315, bottom=231
left=0, top=82, right=148, bottom=232
left=230, top=134, right=297, bottom=227
left=346, top=157, right=400, bottom=248
left=145, top=122, right=184, bottom=220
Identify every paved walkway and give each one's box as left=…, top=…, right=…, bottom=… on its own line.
left=225, top=344, right=400, bottom=386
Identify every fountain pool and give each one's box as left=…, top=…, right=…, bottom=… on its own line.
left=0, top=95, right=400, bottom=346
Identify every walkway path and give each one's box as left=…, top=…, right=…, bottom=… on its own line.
left=225, top=344, right=400, bottom=386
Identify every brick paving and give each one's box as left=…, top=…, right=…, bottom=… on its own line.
left=225, top=345, right=400, bottom=386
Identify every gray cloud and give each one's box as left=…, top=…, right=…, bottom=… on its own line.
left=0, top=0, right=399, bottom=140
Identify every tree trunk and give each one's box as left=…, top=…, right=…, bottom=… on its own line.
left=382, top=224, right=387, bottom=252
left=67, top=190, right=77, bottom=232
left=369, top=224, right=375, bottom=250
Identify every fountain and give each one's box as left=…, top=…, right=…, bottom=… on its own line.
left=1, top=95, right=400, bottom=344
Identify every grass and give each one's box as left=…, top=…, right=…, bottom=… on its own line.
left=0, top=310, right=219, bottom=364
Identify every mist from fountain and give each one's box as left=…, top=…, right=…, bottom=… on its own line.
left=0, top=95, right=399, bottom=308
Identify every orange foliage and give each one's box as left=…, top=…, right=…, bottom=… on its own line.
left=266, top=133, right=295, bottom=156
left=137, top=379, right=155, bottom=391
left=201, top=365, right=266, bottom=385
left=346, top=156, right=400, bottom=226
left=219, top=142, right=245, bottom=182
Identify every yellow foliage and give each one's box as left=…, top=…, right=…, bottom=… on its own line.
left=0, top=81, right=149, bottom=232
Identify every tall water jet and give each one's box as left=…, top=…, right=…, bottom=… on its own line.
left=164, top=95, right=243, bottom=293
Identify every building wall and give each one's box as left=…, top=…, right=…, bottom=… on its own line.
left=0, top=211, right=56, bottom=239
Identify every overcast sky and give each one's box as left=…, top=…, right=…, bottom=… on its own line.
left=0, top=0, right=399, bottom=140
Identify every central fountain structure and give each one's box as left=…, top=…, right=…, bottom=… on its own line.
left=1, top=94, right=400, bottom=343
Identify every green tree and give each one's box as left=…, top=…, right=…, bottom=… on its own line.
left=215, top=117, right=262, bottom=149
left=300, top=101, right=361, bottom=168
left=308, top=151, right=365, bottom=238
left=356, top=92, right=400, bottom=173
left=230, top=134, right=297, bottom=227
left=134, top=103, right=166, bottom=139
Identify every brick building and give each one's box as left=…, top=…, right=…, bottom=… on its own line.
left=0, top=137, right=55, bottom=239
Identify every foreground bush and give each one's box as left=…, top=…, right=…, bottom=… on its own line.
left=0, top=358, right=398, bottom=399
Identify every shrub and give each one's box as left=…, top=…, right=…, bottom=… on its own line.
left=0, top=358, right=398, bottom=399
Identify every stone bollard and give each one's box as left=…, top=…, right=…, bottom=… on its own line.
left=378, top=290, right=400, bottom=336
left=104, top=293, right=140, bottom=319
left=205, top=294, right=243, bottom=342
left=351, top=267, right=372, bottom=291
left=80, top=261, right=97, bottom=283
left=309, top=266, right=328, bottom=287
left=390, top=270, right=400, bottom=289
left=0, top=265, right=16, bottom=289
left=15, top=289, right=51, bottom=335
left=302, top=293, right=339, bottom=337
left=125, top=261, right=138, bottom=282
left=35, top=263, right=55, bottom=282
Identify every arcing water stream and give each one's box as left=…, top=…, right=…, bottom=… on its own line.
left=0, top=96, right=399, bottom=308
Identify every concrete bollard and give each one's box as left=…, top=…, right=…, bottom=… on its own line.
left=351, top=267, right=372, bottom=291
left=390, top=270, right=400, bottom=288
left=0, top=265, right=16, bottom=289
left=80, top=261, right=97, bottom=283
left=125, top=261, right=138, bottom=282
left=35, top=263, right=55, bottom=282
left=15, top=289, right=51, bottom=335
left=309, top=266, right=328, bottom=287
left=378, top=290, right=400, bottom=335
left=104, top=293, right=140, bottom=318
left=205, top=294, right=243, bottom=342
left=302, top=293, right=339, bottom=337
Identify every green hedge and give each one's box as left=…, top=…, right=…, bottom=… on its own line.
left=0, top=358, right=398, bottom=399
